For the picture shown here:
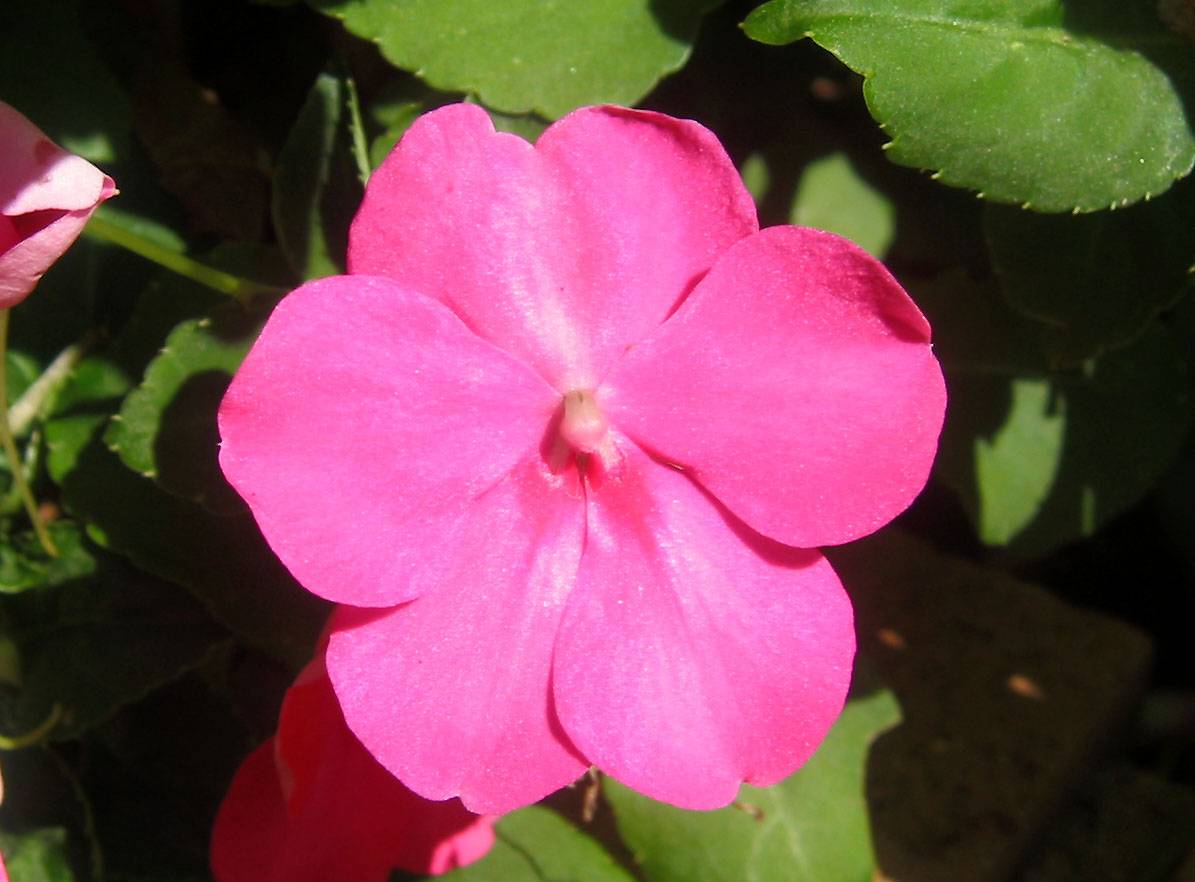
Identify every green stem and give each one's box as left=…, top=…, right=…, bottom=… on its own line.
left=83, top=215, right=283, bottom=304
left=0, top=703, right=63, bottom=750
left=345, top=73, right=373, bottom=186
left=0, top=310, right=57, bottom=557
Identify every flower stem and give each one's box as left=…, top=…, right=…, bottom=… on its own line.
left=345, top=73, right=373, bottom=186
left=83, top=215, right=283, bottom=304
left=0, top=310, right=57, bottom=557
left=0, top=703, right=63, bottom=750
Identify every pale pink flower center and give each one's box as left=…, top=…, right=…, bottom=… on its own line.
left=559, top=389, right=608, bottom=454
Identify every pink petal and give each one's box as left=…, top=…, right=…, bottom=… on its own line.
left=349, top=104, right=758, bottom=390
left=211, top=659, right=494, bottom=882
left=325, top=457, right=589, bottom=815
left=0, top=101, right=109, bottom=214
left=604, top=226, right=946, bottom=549
left=0, top=102, right=116, bottom=308
left=218, top=274, right=560, bottom=607
left=553, top=439, right=855, bottom=809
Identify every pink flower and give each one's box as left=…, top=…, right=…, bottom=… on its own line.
left=219, top=104, right=946, bottom=813
left=0, top=101, right=116, bottom=308
left=211, top=654, right=495, bottom=882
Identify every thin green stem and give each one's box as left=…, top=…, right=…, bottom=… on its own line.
left=345, top=73, right=374, bottom=185
left=0, top=703, right=63, bottom=750
left=83, top=215, right=284, bottom=304
left=0, top=310, right=57, bottom=557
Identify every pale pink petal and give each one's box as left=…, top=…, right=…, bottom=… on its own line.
left=325, top=456, right=589, bottom=815
left=603, top=226, right=946, bottom=549
left=211, top=660, right=494, bottom=882
left=0, top=101, right=109, bottom=214
left=0, top=102, right=116, bottom=308
left=349, top=104, right=757, bottom=390
left=218, top=274, right=560, bottom=607
left=553, top=439, right=855, bottom=809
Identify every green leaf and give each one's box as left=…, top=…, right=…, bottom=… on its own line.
left=309, top=0, right=723, bottom=119
left=792, top=151, right=895, bottom=257
left=969, top=377, right=1067, bottom=546
left=435, top=806, right=635, bottom=882
left=0, top=542, right=225, bottom=741
left=0, top=523, right=98, bottom=595
left=273, top=69, right=364, bottom=279
left=984, top=178, right=1195, bottom=363
left=606, top=690, right=900, bottom=882
left=743, top=0, right=1195, bottom=211
left=0, top=828, right=76, bottom=882
left=923, top=274, right=1192, bottom=554
left=104, top=309, right=257, bottom=513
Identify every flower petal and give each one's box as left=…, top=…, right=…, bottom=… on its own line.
left=604, top=226, right=947, bottom=548
left=0, top=101, right=110, bottom=214
left=553, top=440, right=854, bottom=809
left=325, top=456, right=589, bottom=814
left=211, top=660, right=494, bottom=882
left=218, top=274, right=559, bottom=607
left=349, top=104, right=757, bottom=390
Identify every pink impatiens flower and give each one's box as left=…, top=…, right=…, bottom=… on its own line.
left=211, top=654, right=495, bottom=881
left=219, top=104, right=946, bottom=813
left=0, top=100, right=116, bottom=307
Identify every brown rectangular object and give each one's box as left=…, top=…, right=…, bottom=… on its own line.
left=828, top=531, right=1153, bottom=882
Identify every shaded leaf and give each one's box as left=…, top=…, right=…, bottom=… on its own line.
left=605, top=690, right=900, bottom=882
left=309, top=0, right=723, bottom=119
left=273, top=69, right=364, bottom=279
left=792, top=151, right=895, bottom=257
left=743, top=0, right=1195, bottom=211
left=922, top=274, right=1192, bottom=555
left=105, top=309, right=258, bottom=513
left=0, top=541, right=224, bottom=741
left=435, top=806, right=635, bottom=882
left=985, top=177, right=1195, bottom=363
left=0, top=0, right=132, bottom=163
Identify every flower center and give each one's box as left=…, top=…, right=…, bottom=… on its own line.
left=559, top=389, right=609, bottom=454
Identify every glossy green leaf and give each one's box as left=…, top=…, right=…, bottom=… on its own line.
left=606, top=690, right=900, bottom=882
left=985, top=178, right=1195, bottom=363
left=435, top=806, right=635, bottom=882
left=743, top=0, right=1195, bottom=211
left=273, top=70, right=363, bottom=279
left=792, top=151, right=895, bottom=257
left=105, top=309, right=257, bottom=513
left=309, top=0, right=722, bottom=118
left=0, top=828, right=75, bottom=882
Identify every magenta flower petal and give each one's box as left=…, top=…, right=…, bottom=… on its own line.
left=0, top=100, right=115, bottom=307
left=211, top=658, right=494, bottom=882
left=349, top=104, right=757, bottom=390
left=325, top=457, right=589, bottom=814
left=218, top=274, right=559, bottom=607
left=552, top=441, right=854, bottom=809
left=604, top=225, right=947, bottom=548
